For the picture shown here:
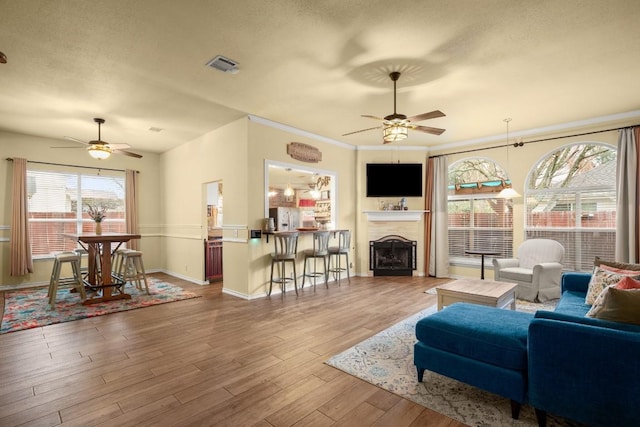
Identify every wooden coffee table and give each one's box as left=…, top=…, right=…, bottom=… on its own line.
left=435, top=278, right=517, bottom=311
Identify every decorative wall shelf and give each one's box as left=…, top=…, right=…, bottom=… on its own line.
left=363, top=210, right=429, bottom=222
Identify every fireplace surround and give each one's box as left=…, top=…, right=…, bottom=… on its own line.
left=370, top=235, right=417, bottom=276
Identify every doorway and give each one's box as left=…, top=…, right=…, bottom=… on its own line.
left=205, top=181, right=223, bottom=282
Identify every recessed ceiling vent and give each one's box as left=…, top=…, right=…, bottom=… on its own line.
left=205, top=55, right=239, bottom=74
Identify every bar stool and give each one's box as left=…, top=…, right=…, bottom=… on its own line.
left=48, top=252, right=86, bottom=309
left=328, top=230, right=351, bottom=285
left=115, top=249, right=150, bottom=295
left=269, top=231, right=299, bottom=296
left=302, top=230, right=330, bottom=290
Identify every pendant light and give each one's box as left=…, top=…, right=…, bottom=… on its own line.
left=497, top=118, right=521, bottom=199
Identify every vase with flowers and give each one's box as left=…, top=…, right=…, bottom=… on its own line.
left=86, top=203, right=109, bottom=235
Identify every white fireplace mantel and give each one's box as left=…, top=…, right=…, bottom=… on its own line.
left=363, top=210, right=429, bottom=222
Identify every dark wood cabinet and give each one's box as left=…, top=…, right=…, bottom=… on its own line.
left=205, top=238, right=223, bottom=282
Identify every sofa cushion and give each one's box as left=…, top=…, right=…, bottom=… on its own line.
left=496, top=267, right=533, bottom=283
left=594, top=256, right=640, bottom=271
left=585, top=266, right=640, bottom=305
left=586, top=288, right=640, bottom=325
left=415, top=303, right=534, bottom=371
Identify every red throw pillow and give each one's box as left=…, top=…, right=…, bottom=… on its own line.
left=615, top=276, right=640, bottom=290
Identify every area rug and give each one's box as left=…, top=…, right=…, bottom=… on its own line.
left=326, top=305, right=572, bottom=427
left=0, top=278, right=200, bottom=334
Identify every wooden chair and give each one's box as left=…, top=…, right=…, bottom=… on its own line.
left=114, top=249, right=150, bottom=295
left=302, top=230, right=330, bottom=289
left=269, top=231, right=299, bottom=296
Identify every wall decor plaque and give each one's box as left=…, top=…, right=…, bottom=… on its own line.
left=287, top=142, right=322, bottom=163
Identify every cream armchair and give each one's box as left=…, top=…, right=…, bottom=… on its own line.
left=492, top=239, right=565, bottom=302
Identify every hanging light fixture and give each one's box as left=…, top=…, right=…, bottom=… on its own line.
left=87, top=144, right=112, bottom=160
left=497, top=118, right=521, bottom=199
left=283, top=184, right=294, bottom=197
left=382, top=120, right=409, bottom=143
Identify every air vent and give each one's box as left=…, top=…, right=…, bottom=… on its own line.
left=205, top=55, right=239, bottom=74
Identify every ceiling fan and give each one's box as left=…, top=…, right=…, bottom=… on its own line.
left=59, top=118, right=143, bottom=159
left=342, top=71, right=446, bottom=143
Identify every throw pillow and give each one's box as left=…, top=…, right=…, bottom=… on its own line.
left=594, top=256, right=640, bottom=272
left=615, top=276, right=640, bottom=290
left=585, top=266, right=640, bottom=305
left=586, top=287, right=640, bottom=325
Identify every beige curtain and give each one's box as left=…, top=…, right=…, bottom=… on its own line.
left=10, top=158, right=33, bottom=276
left=125, top=169, right=140, bottom=250
left=424, top=156, right=449, bottom=277
left=616, top=127, right=640, bottom=263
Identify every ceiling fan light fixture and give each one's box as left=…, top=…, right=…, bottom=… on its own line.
left=496, top=187, right=521, bottom=199
left=87, top=144, right=112, bottom=160
left=383, top=123, right=408, bottom=142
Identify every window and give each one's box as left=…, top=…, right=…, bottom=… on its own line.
left=27, top=168, right=126, bottom=258
left=525, top=143, right=616, bottom=272
left=448, top=158, right=514, bottom=263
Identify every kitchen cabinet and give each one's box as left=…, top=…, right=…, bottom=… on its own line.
left=205, top=238, right=223, bottom=282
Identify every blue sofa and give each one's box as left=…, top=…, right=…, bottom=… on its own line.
left=414, top=272, right=640, bottom=427
left=529, top=272, right=640, bottom=427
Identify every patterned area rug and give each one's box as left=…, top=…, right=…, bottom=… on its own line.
left=326, top=304, right=572, bottom=427
left=0, top=278, right=200, bottom=334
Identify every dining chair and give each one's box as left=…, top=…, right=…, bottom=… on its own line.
left=269, top=231, right=299, bottom=296
left=302, top=230, right=330, bottom=290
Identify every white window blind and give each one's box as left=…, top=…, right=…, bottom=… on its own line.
left=27, top=169, right=126, bottom=258
left=525, top=143, right=616, bottom=272
left=448, top=158, right=514, bottom=264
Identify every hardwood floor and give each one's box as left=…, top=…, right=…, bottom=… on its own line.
left=0, top=273, right=465, bottom=427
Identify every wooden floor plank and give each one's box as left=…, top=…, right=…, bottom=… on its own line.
left=0, top=273, right=466, bottom=426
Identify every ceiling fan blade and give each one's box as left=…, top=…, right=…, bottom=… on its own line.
left=342, top=126, right=382, bottom=136
left=406, top=110, right=446, bottom=123
left=63, top=136, right=90, bottom=145
left=412, top=124, right=446, bottom=135
left=361, top=114, right=385, bottom=121
left=106, top=143, right=131, bottom=150
left=51, top=146, right=83, bottom=149
left=113, top=149, right=143, bottom=159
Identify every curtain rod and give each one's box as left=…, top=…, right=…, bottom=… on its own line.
left=429, top=124, right=639, bottom=159
left=6, top=158, right=139, bottom=173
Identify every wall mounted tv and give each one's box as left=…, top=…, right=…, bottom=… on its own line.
left=366, top=163, right=423, bottom=197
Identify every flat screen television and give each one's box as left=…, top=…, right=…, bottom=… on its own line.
left=366, top=163, right=423, bottom=197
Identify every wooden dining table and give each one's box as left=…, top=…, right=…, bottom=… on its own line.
left=63, top=232, right=141, bottom=305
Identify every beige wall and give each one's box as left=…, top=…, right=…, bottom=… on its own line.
left=1, top=118, right=632, bottom=291
left=0, top=130, right=162, bottom=288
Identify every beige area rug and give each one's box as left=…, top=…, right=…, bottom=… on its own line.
left=326, top=303, right=575, bottom=427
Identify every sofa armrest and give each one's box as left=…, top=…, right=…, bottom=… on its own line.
left=528, top=317, right=640, bottom=426
left=561, top=271, right=591, bottom=294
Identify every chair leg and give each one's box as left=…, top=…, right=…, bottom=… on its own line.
left=71, top=260, right=86, bottom=301
left=345, top=252, right=351, bottom=283
left=268, top=260, right=275, bottom=296
left=292, top=260, right=298, bottom=296
left=302, top=256, right=308, bottom=289
left=323, top=256, right=329, bottom=288
left=534, top=408, right=547, bottom=427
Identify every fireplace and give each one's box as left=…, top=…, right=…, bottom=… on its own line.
left=370, top=235, right=417, bottom=276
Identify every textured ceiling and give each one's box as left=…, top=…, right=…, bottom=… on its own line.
left=1, top=0, right=639, bottom=155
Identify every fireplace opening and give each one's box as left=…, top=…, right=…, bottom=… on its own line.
left=370, top=235, right=417, bottom=276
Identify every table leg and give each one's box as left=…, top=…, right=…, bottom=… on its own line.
left=83, top=241, right=131, bottom=305
left=480, top=254, right=486, bottom=280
